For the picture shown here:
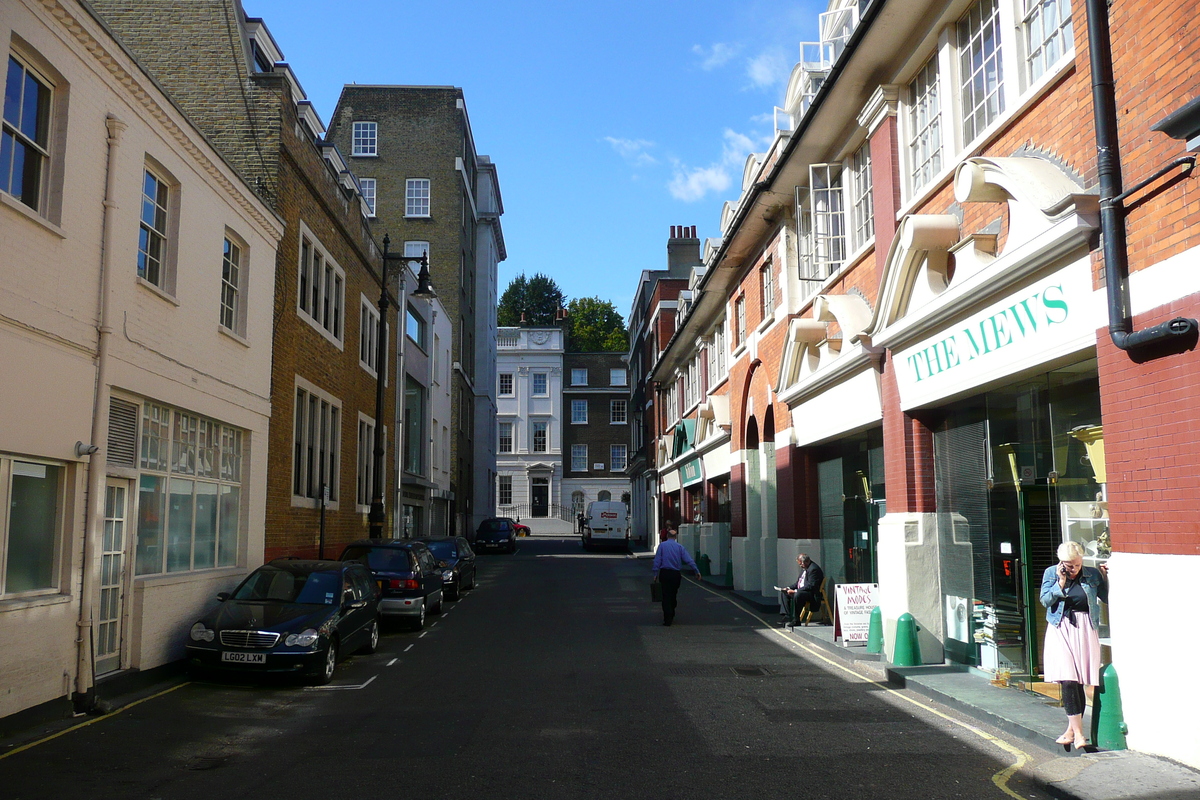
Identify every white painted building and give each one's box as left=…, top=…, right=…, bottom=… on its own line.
left=495, top=327, right=564, bottom=522
left=0, top=0, right=282, bottom=717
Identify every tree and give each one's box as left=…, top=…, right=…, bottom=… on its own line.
left=497, top=273, right=566, bottom=327
left=566, top=296, right=628, bottom=353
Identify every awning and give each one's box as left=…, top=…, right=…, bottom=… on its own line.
left=672, top=419, right=697, bottom=458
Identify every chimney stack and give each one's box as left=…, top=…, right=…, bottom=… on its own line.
left=666, top=224, right=702, bottom=277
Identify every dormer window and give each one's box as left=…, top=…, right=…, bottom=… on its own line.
left=352, top=121, right=377, bottom=156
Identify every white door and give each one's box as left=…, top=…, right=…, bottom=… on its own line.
left=95, top=479, right=130, bottom=676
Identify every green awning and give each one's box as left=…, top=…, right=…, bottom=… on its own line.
left=672, top=419, right=696, bottom=458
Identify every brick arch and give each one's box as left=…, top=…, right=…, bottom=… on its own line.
left=734, top=357, right=777, bottom=450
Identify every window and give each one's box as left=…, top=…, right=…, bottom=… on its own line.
left=735, top=296, right=746, bottom=346
left=406, top=178, right=430, bottom=217
left=571, top=368, right=588, bottom=386
left=611, top=400, right=627, bottom=424
left=356, top=415, right=376, bottom=508
left=1025, top=0, right=1072, bottom=81
left=609, top=369, right=627, bottom=387
left=959, top=0, right=1005, bottom=145
left=713, top=322, right=727, bottom=378
left=360, top=297, right=380, bottom=376
left=760, top=261, right=775, bottom=319
left=138, top=167, right=171, bottom=289
left=2, top=55, right=51, bottom=211
left=498, top=475, right=512, bottom=506
left=532, top=373, right=548, bottom=396
left=352, top=121, right=377, bottom=156
left=810, top=164, right=845, bottom=277
left=406, top=305, right=426, bottom=350
left=572, top=444, right=588, bottom=472
left=404, top=376, right=425, bottom=475
left=0, top=457, right=64, bottom=596
left=532, top=421, right=548, bottom=452
left=220, top=236, right=244, bottom=335
left=610, top=444, right=628, bottom=472
left=849, top=142, right=874, bottom=252
left=571, top=399, right=588, bottom=424
left=404, top=240, right=430, bottom=271
left=292, top=384, right=340, bottom=504
left=359, top=177, right=376, bottom=216
left=498, top=422, right=513, bottom=453
left=298, top=228, right=345, bottom=344
left=136, top=402, right=244, bottom=575
left=908, top=57, right=943, bottom=191
left=499, top=373, right=514, bottom=396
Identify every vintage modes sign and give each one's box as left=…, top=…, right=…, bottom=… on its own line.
left=834, top=583, right=880, bottom=644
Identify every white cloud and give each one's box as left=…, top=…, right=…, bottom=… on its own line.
left=746, top=46, right=791, bottom=91
left=667, top=128, right=769, bottom=203
left=603, top=136, right=658, bottom=167
left=692, top=42, right=739, bottom=71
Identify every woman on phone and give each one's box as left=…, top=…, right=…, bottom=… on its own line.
left=1040, top=540, right=1108, bottom=750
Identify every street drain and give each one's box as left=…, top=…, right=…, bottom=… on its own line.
left=732, top=666, right=770, bottom=677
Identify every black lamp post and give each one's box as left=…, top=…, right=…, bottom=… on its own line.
left=370, top=234, right=436, bottom=539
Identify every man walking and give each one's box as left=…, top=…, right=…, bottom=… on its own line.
left=652, top=526, right=699, bottom=626
left=779, top=553, right=824, bottom=628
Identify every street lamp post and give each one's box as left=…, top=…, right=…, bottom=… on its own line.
left=370, top=234, right=435, bottom=539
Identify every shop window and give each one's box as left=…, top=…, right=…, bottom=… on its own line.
left=0, top=458, right=64, bottom=596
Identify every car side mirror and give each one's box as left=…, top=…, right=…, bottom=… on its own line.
left=216, top=592, right=230, bottom=602
left=343, top=590, right=355, bottom=605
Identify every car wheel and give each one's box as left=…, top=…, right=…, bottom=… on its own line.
left=312, top=639, right=338, bottom=685
left=360, top=618, right=380, bottom=655
left=411, top=602, right=426, bottom=632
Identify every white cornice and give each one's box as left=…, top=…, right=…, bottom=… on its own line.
left=856, top=85, right=899, bottom=136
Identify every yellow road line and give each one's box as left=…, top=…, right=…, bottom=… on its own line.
left=0, top=682, right=190, bottom=762
left=687, top=577, right=1030, bottom=800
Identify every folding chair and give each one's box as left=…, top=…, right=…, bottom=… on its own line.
left=796, top=578, right=833, bottom=626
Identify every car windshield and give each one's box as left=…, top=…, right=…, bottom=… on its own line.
left=232, top=566, right=341, bottom=605
left=424, top=540, right=456, bottom=559
left=479, top=520, right=506, bottom=532
left=341, top=545, right=413, bottom=572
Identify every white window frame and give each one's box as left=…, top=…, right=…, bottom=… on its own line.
left=958, top=0, right=1006, bottom=146
left=137, top=163, right=179, bottom=295
left=498, top=373, right=514, bottom=397
left=352, top=121, right=377, bottom=156
left=571, top=399, right=588, bottom=424
left=734, top=295, right=746, bottom=348
left=406, top=178, right=431, bottom=217
left=297, top=223, right=345, bottom=347
left=849, top=141, right=874, bottom=253
left=610, top=399, right=627, bottom=425
left=220, top=233, right=247, bottom=337
left=2, top=53, right=52, bottom=215
left=531, top=420, right=549, bottom=453
left=571, top=444, right=588, bottom=472
left=0, top=455, right=66, bottom=597
left=610, top=444, right=628, bottom=473
left=356, top=412, right=377, bottom=510
left=1023, top=0, right=1073, bottom=83
left=571, top=368, right=588, bottom=386
left=292, top=378, right=341, bottom=506
left=907, top=56, right=943, bottom=194
left=809, top=163, right=846, bottom=279
left=359, top=295, right=380, bottom=377
left=609, top=369, right=627, bottom=387
left=359, top=177, right=376, bottom=216
left=532, top=372, right=549, bottom=397
left=760, top=261, right=775, bottom=319
left=404, top=240, right=430, bottom=271
left=498, top=421, right=513, bottom=454
left=498, top=474, right=512, bottom=506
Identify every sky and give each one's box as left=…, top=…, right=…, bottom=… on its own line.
left=245, top=0, right=825, bottom=318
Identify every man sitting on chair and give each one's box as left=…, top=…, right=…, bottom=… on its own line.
left=780, top=553, right=824, bottom=627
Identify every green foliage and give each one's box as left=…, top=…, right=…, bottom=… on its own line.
left=566, top=296, right=628, bottom=353
left=497, top=273, right=566, bottom=327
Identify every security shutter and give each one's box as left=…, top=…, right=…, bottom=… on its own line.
left=107, top=398, right=139, bottom=468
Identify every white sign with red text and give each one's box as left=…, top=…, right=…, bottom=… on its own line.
left=834, top=583, right=880, bottom=644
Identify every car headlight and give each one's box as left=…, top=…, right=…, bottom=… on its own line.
left=442, top=569, right=455, bottom=580
left=189, top=622, right=215, bottom=642
left=285, top=628, right=320, bottom=648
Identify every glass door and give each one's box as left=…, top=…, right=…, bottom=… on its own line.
left=96, top=479, right=130, bottom=676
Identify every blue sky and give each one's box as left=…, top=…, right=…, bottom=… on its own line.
left=246, top=0, right=824, bottom=317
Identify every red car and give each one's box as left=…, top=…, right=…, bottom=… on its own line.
left=502, top=517, right=530, bottom=537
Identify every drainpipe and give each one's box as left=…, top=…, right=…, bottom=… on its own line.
left=75, top=114, right=127, bottom=713
left=1085, top=0, right=1198, bottom=350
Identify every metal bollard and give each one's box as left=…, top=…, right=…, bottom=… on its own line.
left=1092, top=663, right=1128, bottom=750
left=723, top=558, right=734, bottom=588
left=892, top=613, right=922, bottom=666
left=698, top=554, right=711, bottom=577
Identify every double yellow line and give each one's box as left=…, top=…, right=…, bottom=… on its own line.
left=687, top=577, right=1031, bottom=800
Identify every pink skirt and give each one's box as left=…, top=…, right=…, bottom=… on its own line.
left=1043, top=611, right=1101, bottom=686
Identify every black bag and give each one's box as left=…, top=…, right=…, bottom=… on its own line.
left=650, top=580, right=662, bottom=602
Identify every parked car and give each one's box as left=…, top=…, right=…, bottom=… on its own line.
left=339, top=539, right=443, bottom=630
left=502, top=517, right=531, bottom=537
left=474, top=518, right=518, bottom=553
left=414, top=536, right=476, bottom=600
left=185, top=559, right=380, bottom=685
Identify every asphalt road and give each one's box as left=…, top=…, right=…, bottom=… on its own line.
left=0, top=536, right=1065, bottom=800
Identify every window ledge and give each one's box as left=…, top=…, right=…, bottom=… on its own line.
left=0, top=192, right=65, bottom=238
left=291, top=495, right=341, bottom=511
left=756, top=314, right=775, bottom=334
left=137, top=276, right=180, bottom=306
left=219, top=326, right=250, bottom=348
left=351, top=153, right=379, bottom=158
left=610, top=421, right=628, bottom=425
left=405, top=214, right=432, bottom=219
left=134, top=566, right=246, bottom=588
left=571, top=421, right=588, bottom=425
left=0, top=592, right=72, bottom=612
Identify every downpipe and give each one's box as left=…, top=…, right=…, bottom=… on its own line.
left=1085, top=0, right=1198, bottom=351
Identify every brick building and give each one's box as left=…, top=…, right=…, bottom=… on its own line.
left=561, top=352, right=631, bottom=519
left=326, top=86, right=505, bottom=540
left=91, top=1, right=401, bottom=558
left=636, top=0, right=1200, bottom=768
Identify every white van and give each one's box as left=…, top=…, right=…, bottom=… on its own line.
left=581, top=501, right=630, bottom=551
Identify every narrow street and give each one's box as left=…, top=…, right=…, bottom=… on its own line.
left=1, top=537, right=1061, bottom=800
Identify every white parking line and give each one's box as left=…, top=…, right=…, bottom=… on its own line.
left=304, top=675, right=378, bottom=691
left=404, top=644, right=414, bottom=652
left=429, top=622, right=438, bottom=628
left=419, top=631, right=428, bottom=638
left=387, top=658, right=398, bottom=666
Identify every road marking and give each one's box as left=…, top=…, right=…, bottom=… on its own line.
left=404, top=644, right=414, bottom=652
left=419, top=631, right=428, bottom=638
left=387, top=658, right=398, bottom=666
left=0, top=681, right=189, bottom=761
left=304, top=675, right=377, bottom=692
left=429, top=622, right=438, bottom=628
left=687, top=577, right=1031, bottom=800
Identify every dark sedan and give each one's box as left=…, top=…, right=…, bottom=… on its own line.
left=340, top=539, right=443, bottom=630
left=185, top=559, right=380, bottom=685
left=474, top=518, right=517, bottom=553
left=414, top=536, right=476, bottom=600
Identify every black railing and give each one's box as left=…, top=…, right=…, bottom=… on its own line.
left=499, top=503, right=578, bottom=525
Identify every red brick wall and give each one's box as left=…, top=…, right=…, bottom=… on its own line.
left=880, top=355, right=936, bottom=514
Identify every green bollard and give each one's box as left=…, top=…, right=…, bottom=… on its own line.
left=866, top=606, right=884, bottom=654
left=1092, top=663, right=1128, bottom=750
left=698, top=553, right=711, bottom=577
left=723, top=558, right=734, bottom=588
left=892, top=612, right=922, bottom=666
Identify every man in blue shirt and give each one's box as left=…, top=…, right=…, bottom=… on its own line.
left=652, top=526, right=699, bottom=626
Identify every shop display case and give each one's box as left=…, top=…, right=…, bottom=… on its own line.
left=1060, top=501, right=1110, bottom=567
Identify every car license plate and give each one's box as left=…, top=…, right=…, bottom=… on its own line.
left=221, top=651, right=266, bottom=664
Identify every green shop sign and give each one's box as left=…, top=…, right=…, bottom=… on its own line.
left=681, top=459, right=704, bottom=487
